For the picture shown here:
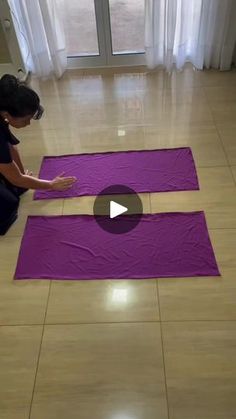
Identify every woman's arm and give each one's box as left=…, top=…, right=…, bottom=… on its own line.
left=9, top=144, right=25, bottom=174
left=0, top=161, right=76, bottom=191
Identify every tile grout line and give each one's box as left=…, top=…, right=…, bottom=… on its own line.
left=213, top=128, right=236, bottom=187
left=2, top=318, right=236, bottom=328
left=24, top=121, right=219, bottom=132
left=155, top=280, right=170, bottom=419
left=202, top=86, right=236, bottom=187
left=28, top=280, right=52, bottom=419
left=197, top=164, right=234, bottom=169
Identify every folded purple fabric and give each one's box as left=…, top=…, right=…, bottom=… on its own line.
left=34, top=147, right=199, bottom=200
left=15, top=212, right=220, bottom=280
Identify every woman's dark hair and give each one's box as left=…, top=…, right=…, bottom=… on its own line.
left=0, top=74, right=40, bottom=118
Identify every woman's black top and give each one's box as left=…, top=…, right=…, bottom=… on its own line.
left=0, top=116, right=20, bottom=164
left=0, top=116, right=20, bottom=181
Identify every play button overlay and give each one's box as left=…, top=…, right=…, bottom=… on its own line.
left=93, top=184, right=143, bottom=234
left=110, top=201, right=128, bottom=219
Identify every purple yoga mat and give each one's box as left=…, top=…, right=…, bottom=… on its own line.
left=34, top=147, right=199, bottom=200
left=15, top=212, right=220, bottom=280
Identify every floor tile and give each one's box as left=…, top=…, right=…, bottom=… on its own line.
left=144, top=124, right=227, bottom=167
left=231, top=166, right=236, bottom=184
left=31, top=323, right=168, bottom=419
left=67, top=125, right=146, bottom=153
left=209, top=229, right=236, bottom=270
left=150, top=187, right=236, bottom=228
left=158, top=268, right=236, bottom=321
left=46, top=280, right=159, bottom=324
left=210, top=102, right=236, bottom=124
left=198, top=69, right=236, bottom=87
left=216, top=123, right=236, bottom=165
left=143, top=102, right=213, bottom=124
left=196, top=166, right=235, bottom=189
left=204, top=86, right=236, bottom=103
left=0, top=326, right=42, bottom=419
left=19, top=125, right=147, bottom=156
left=162, top=321, right=236, bottom=419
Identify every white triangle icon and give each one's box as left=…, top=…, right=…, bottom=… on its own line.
left=110, top=201, right=128, bottom=219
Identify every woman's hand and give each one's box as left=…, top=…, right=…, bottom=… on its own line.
left=50, top=172, right=77, bottom=191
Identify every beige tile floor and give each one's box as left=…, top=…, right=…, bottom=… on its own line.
left=0, top=66, right=236, bottom=419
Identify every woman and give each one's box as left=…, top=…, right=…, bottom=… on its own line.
left=0, top=74, right=76, bottom=235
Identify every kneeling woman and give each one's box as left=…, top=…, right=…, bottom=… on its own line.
left=0, top=74, right=76, bottom=235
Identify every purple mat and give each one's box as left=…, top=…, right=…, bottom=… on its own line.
left=15, top=212, right=220, bottom=280
left=34, top=147, right=199, bottom=200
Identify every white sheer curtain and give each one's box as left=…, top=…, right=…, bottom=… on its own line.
left=8, top=0, right=67, bottom=78
left=145, top=0, right=236, bottom=71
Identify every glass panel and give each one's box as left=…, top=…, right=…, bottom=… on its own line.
left=109, top=0, right=145, bottom=54
left=60, top=0, right=99, bottom=57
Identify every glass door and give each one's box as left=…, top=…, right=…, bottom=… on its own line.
left=107, top=0, right=145, bottom=65
left=63, top=0, right=106, bottom=68
left=65, top=0, right=145, bottom=68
